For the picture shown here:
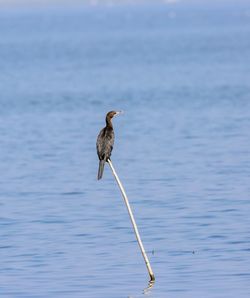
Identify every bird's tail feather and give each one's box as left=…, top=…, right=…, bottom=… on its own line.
left=98, top=160, right=105, bottom=180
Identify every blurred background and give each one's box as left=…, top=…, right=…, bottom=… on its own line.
left=0, top=0, right=250, bottom=297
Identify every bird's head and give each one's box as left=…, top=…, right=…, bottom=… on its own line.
left=106, top=110, right=123, bottom=120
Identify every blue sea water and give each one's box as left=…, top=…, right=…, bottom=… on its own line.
left=0, top=3, right=250, bottom=297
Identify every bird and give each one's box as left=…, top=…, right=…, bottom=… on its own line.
left=96, top=111, right=122, bottom=180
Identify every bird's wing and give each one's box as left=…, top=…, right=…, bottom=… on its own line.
left=96, top=128, right=105, bottom=160
left=96, top=127, right=114, bottom=160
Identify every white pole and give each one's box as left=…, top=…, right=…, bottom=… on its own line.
left=107, top=159, right=155, bottom=281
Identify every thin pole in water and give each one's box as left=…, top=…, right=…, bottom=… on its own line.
left=107, top=159, right=155, bottom=282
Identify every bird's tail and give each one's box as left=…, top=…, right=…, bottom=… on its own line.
left=97, top=160, right=105, bottom=180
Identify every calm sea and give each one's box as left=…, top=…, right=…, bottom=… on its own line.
left=0, top=3, right=250, bottom=297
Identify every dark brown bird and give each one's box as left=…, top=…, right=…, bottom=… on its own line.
left=96, top=111, right=122, bottom=180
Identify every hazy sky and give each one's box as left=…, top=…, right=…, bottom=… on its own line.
left=0, top=0, right=173, bottom=9
left=0, top=0, right=160, bottom=8
left=0, top=0, right=244, bottom=5
left=0, top=0, right=247, bottom=9
left=0, top=0, right=177, bottom=5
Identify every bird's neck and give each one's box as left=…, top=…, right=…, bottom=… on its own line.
left=106, top=117, right=113, bottom=129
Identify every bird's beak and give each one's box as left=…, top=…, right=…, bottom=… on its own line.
left=115, top=110, right=123, bottom=116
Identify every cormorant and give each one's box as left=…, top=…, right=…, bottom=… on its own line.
left=96, top=111, right=122, bottom=180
